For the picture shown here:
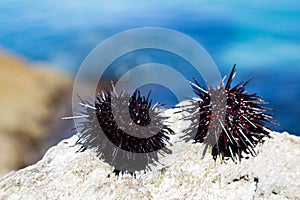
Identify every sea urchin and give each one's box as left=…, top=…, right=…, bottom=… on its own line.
left=188, top=65, right=277, bottom=161
left=68, top=83, right=173, bottom=176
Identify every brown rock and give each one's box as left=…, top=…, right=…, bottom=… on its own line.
left=0, top=50, right=73, bottom=176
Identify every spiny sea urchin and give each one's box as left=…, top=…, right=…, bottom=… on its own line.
left=188, top=65, right=278, bottom=161
left=68, top=83, right=173, bottom=176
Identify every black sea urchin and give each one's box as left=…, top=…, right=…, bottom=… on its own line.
left=69, top=83, right=173, bottom=176
left=188, top=65, right=277, bottom=161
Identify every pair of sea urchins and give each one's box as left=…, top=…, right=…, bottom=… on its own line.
left=70, top=65, right=277, bottom=176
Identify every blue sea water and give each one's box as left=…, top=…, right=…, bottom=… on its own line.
left=0, top=0, right=299, bottom=135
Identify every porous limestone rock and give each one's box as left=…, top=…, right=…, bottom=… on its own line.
left=0, top=130, right=299, bottom=200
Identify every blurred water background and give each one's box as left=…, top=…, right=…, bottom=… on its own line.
left=0, top=0, right=299, bottom=135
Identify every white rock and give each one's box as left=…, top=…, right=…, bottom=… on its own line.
left=0, top=121, right=299, bottom=199
left=0, top=131, right=299, bottom=200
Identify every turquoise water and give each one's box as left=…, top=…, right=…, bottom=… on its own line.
left=0, top=0, right=299, bottom=135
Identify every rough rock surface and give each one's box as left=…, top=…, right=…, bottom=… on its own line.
left=0, top=50, right=73, bottom=176
left=0, top=130, right=299, bottom=200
